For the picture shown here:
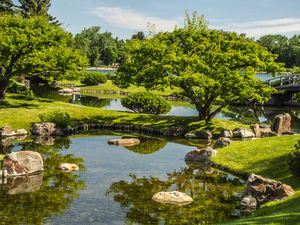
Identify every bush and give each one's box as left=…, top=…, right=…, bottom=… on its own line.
left=80, top=71, right=107, bottom=85
left=121, top=92, right=171, bottom=115
left=39, top=111, right=71, bottom=128
left=7, top=79, right=32, bottom=96
left=288, top=140, right=300, bottom=176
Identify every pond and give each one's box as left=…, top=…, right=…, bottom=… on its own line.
left=0, top=134, right=244, bottom=225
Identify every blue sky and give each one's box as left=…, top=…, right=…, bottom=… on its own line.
left=49, top=0, right=300, bottom=39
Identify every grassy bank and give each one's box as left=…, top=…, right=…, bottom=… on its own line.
left=0, top=94, right=244, bottom=133
left=213, top=135, right=300, bottom=224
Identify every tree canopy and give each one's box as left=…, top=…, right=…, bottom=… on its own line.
left=0, top=0, right=14, bottom=13
left=0, top=14, right=87, bottom=101
left=115, top=13, right=283, bottom=121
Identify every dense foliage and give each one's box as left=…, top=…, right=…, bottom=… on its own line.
left=39, top=111, right=71, bottom=128
left=7, top=79, right=32, bottom=96
left=115, top=12, right=282, bottom=121
left=288, top=140, right=300, bottom=176
left=257, top=34, right=300, bottom=68
left=74, top=26, right=125, bottom=66
left=80, top=71, right=108, bottom=85
left=121, top=92, right=171, bottom=115
left=0, top=15, right=87, bottom=101
left=0, top=0, right=14, bottom=13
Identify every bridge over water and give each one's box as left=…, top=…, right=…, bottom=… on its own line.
left=265, top=74, right=300, bottom=105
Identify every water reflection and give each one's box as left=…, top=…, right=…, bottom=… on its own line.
left=124, top=137, right=167, bottom=154
left=0, top=137, right=86, bottom=225
left=107, top=165, right=244, bottom=225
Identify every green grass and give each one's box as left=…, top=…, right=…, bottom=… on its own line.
left=213, top=135, right=300, bottom=225
left=0, top=94, right=244, bottom=132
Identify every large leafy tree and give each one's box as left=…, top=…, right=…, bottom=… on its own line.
left=0, top=15, right=87, bottom=101
left=115, top=13, right=282, bottom=121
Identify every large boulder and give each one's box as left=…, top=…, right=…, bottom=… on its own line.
left=185, top=147, right=217, bottom=162
left=31, top=122, right=64, bottom=136
left=233, top=128, right=255, bottom=139
left=152, top=191, right=193, bottom=205
left=108, top=138, right=140, bottom=146
left=1, top=151, right=43, bottom=177
left=272, top=113, right=292, bottom=135
left=163, top=127, right=186, bottom=137
left=241, top=174, right=295, bottom=211
left=251, top=124, right=278, bottom=138
left=185, top=130, right=212, bottom=139
left=213, top=137, right=231, bottom=149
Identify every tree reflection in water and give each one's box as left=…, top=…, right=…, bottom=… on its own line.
left=0, top=137, right=86, bottom=225
left=107, top=164, right=244, bottom=225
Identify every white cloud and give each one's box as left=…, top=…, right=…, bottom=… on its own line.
left=213, top=18, right=300, bottom=38
left=90, top=5, right=180, bottom=33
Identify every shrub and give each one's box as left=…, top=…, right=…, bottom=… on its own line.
left=121, top=92, right=171, bottom=115
left=288, top=140, right=300, bottom=176
left=39, top=111, right=71, bottom=128
left=80, top=71, right=107, bottom=85
left=7, top=79, right=32, bottom=96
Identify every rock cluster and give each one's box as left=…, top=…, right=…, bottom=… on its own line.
left=58, top=87, right=81, bottom=94
left=31, top=123, right=64, bottom=136
left=152, top=191, right=193, bottom=205
left=0, top=126, right=28, bottom=138
left=241, top=174, right=295, bottom=211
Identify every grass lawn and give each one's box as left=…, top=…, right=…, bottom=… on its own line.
left=213, top=135, right=300, bottom=225
left=0, top=94, right=244, bottom=133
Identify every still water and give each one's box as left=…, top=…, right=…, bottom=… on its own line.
left=0, top=134, right=244, bottom=225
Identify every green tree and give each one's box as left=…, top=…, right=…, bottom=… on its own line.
left=131, top=31, right=146, bottom=40
left=115, top=13, right=282, bottom=121
left=0, top=15, right=87, bottom=101
left=0, top=0, right=15, bottom=13
left=18, top=0, right=59, bottom=24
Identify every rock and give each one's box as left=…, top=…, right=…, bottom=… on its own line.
left=220, top=129, right=233, bottom=138
left=1, top=151, right=43, bottom=176
left=34, top=136, right=55, bottom=145
left=0, top=126, right=14, bottom=137
left=108, top=138, right=140, bottom=146
left=1, top=174, right=43, bottom=195
left=59, top=163, right=79, bottom=171
left=241, top=173, right=295, bottom=211
left=213, top=137, right=231, bottom=149
left=251, top=124, right=261, bottom=138
left=185, top=147, right=217, bottom=162
left=163, top=127, right=186, bottom=137
left=58, top=88, right=74, bottom=93
left=261, top=131, right=278, bottom=138
left=15, top=129, right=28, bottom=136
left=233, top=128, right=255, bottom=138
left=185, top=130, right=212, bottom=139
left=152, top=191, right=193, bottom=205
left=72, top=87, right=81, bottom=92
left=31, top=123, right=64, bottom=136
left=272, top=113, right=292, bottom=135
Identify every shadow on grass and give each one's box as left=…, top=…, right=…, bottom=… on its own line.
left=0, top=95, right=54, bottom=109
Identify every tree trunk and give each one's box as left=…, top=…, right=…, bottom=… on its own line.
left=0, top=79, right=9, bottom=102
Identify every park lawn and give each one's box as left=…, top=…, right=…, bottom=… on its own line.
left=0, top=94, right=245, bottom=132
left=213, top=135, right=300, bottom=225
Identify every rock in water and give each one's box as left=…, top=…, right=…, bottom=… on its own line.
left=108, top=138, right=140, bottom=146
left=241, top=173, right=295, bottom=211
left=31, top=122, right=64, bottom=136
left=1, top=151, right=43, bottom=176
left=185, top=147, right=217, bottom=162
left=184, top=130, right=213, bottom=139
left=152, top=191, right=193, bottom=205
left=59, top=163, right=79, bottom=171
left=272, top=113, right=292, bottom=135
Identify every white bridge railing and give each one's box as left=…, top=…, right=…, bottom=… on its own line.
left=265, top=74, right=300, bottom=87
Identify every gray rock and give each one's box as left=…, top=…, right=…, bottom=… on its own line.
left=1, top=151, right=43, bottom=176
left=58, top=88, right=74, bottom=93
left=185, top=130, right=212, bottom=139
left=59, top=163, right=79, bottom=171
left=220, top=129, right=233, bottom=138
left=233, top=128, right=255, bottom=138
left=272, top=113, right=292, bottom=135
left=15, top=129, right=28, bottom=136
left=152, top=191, right=193, bottom=205
left=251, top=124, right=261, bottom=138
left=163, top=127, right=186, bottom=137
left=213, top=137, right=231, bottom=149
left=185, top=147, right=217, bottom=162
left=31, top=123, right=64, bottom=136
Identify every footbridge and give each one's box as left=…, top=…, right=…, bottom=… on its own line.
left=264, top=74, right=300, bottom=105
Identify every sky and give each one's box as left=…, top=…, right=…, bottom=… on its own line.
left=49, top=0, right=300, bottom=39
